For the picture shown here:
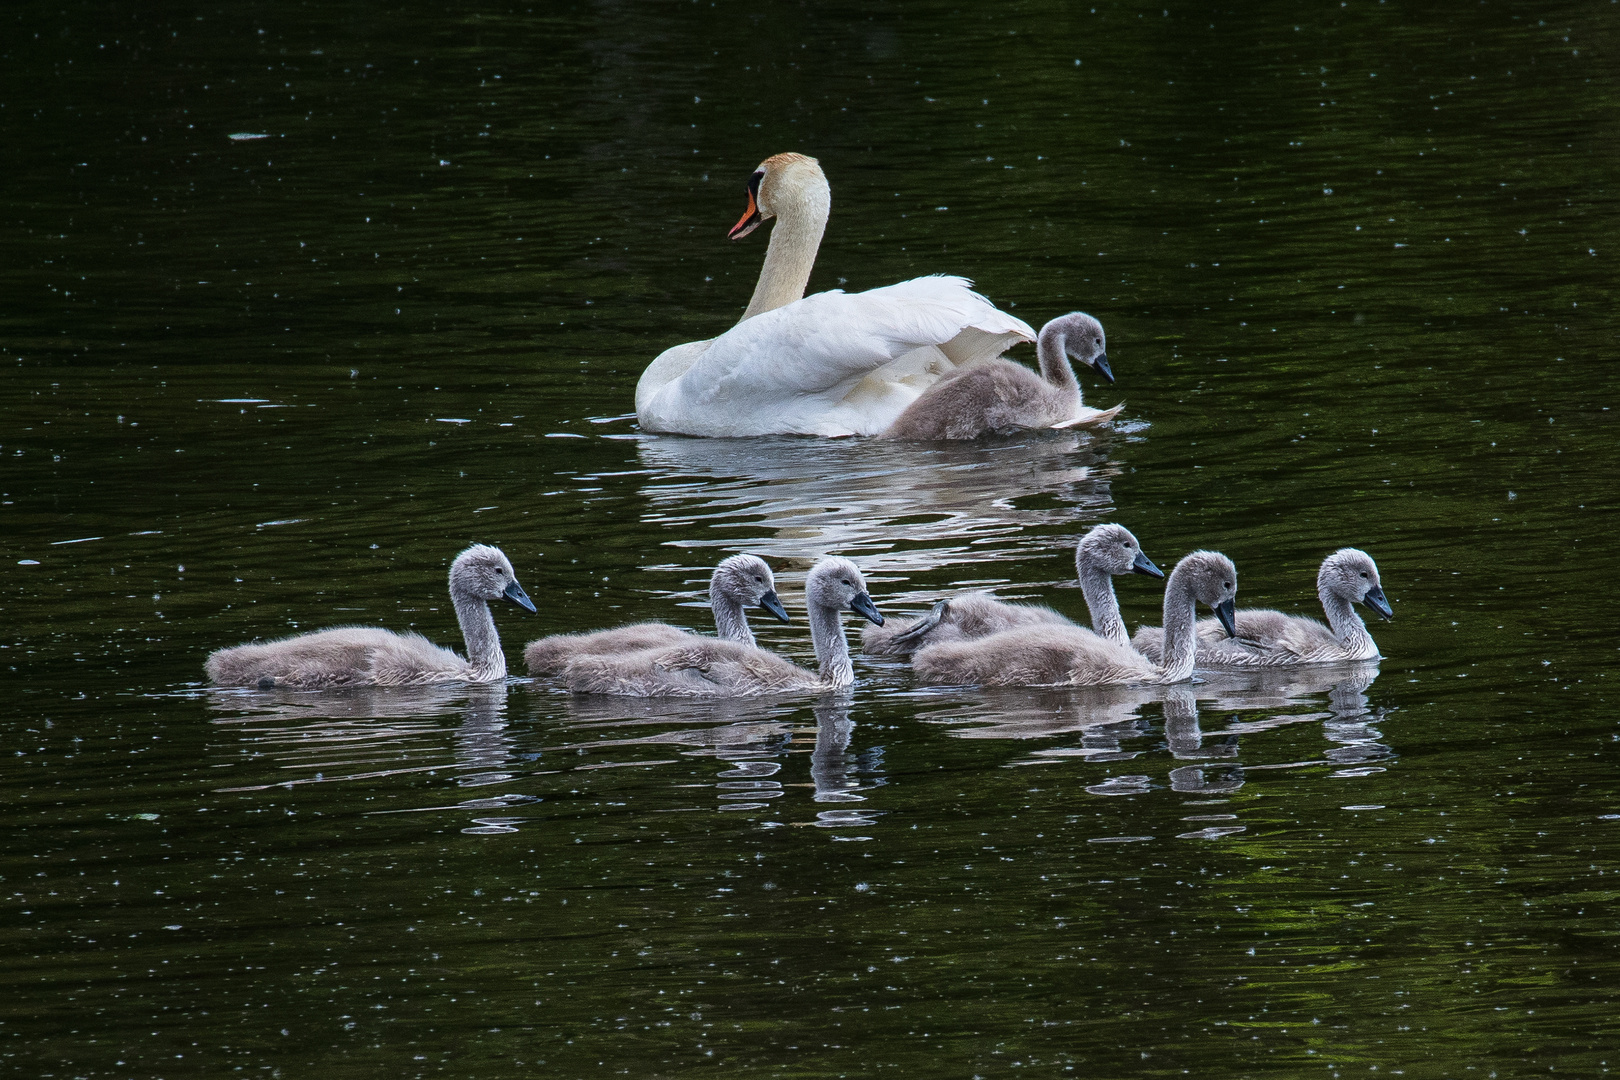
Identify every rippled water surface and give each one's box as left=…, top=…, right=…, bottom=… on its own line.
left=4, top=1, right=1618, bottom=1076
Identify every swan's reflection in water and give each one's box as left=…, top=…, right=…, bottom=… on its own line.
left=205, top=684, right=538, bottom=834
left=625, top=431, right=1120, bottom=576
left=916, top=662, right=1390, bottom=839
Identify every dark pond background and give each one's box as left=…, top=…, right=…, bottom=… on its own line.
left=3, top=1, right=1618, bottom=1076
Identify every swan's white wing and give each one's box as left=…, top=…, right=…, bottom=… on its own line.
left=637, top=276, right=1035, bottom=437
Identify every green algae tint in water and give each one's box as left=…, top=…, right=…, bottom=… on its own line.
left=2, top=1, right=1618, bottom=1077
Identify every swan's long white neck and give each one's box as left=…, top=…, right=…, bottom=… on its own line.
left=1077, top=559, right=1128, bottom=647
left=452, top=588, right=506, bottom=681
left=808, top=600, right=854, bottom=688
left=740, top=182, right=830, bottom=322
left=1156, top=571, right=1201, bottom=683
left=1320, top=584, right=1374, bottom=655
left=710, top=585, right=755, bottom=647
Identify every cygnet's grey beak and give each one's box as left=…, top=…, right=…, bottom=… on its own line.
left=1131, top=549, right=1165, bottom=578
left=759, top=589, right=791, bottom=624
left=850, top=592, right=884, bottom=626
left=1213, top=598, right=1238, bottom=638
left=1363, top=585, right=1393, bottom=620
left=1091, top=352, right=1115, bottom=384
left=502, top=580, right=537, bottom=613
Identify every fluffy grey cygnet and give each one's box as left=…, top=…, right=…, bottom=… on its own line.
left=561, top=557, right=883, bottom=697
left=1133, top=548, right=1391, bottom=666
left=879, top=311, right=1122, bottom=440
left=205, top=544, right=535, bottom=689
left=524, top=554, right=789, bottom=675
left=862, top=522, right=1163, bottom=656
left=911, top=551, right=1238, bottom=687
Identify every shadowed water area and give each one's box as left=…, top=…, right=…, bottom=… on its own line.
left=3, top=0, right=1618, bottom=1076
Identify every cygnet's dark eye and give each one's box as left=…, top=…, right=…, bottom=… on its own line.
left=1223, top=581, right=1233, bottom=590
left=1359, top=571, right=1369, bottom=578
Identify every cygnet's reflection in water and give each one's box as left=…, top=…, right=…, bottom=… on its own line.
left=628, top=430, right=1120, bottom=573
left=206, top=684, right=539, bottom=834
left=546, top=690, right=883, bottom=827
left=918, top=662, right=1390, bottom=816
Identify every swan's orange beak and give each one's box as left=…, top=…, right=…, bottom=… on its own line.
left=729, top=188, right=763, bottom=240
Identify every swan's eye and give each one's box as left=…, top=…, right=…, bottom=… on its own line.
left=1359, top=571, right=1368, bottom=578
left=1223, top=581, right=1232, bottom=589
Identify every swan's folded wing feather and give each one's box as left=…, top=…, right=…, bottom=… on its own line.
left=638, top=276, right=1035, bottom=437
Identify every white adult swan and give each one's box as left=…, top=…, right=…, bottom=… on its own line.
left=862, top=523, right=1162, bottom=656
left=524, top=554, right=789, bottom=675
left=634, top=153, right=1036, bottom=437
left=1133, top=547, right=1391, bottom=666
left=910, top=551, right=1239, bottom=688
left=561, top=557, right=884, bottom=696
left=205, top=545, right=535, bottom=689
left=882, top=311, right=1122, bottom=439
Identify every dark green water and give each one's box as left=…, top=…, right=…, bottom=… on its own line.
left=4, top=1, right=1618, bottom=1076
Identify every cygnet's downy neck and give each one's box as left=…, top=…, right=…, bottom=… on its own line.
left=1156, top=573, right=1202, bottom=683
left=1320, top=583, right=1375, bottom=655
left=1035, top=326, right=1082, bottom=395
left=740, top=185, right=830, bottom=322
left=710, top=583, right=756, bottom=648
left=808, top=600, right=855, bottom=688
left=1077, top=559, right=1128, bottom=647
left=452, top=589, right=507, bottom=680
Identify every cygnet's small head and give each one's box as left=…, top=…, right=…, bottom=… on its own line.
left=451, top=544, right=536, bottom=612
left=1038, top=311, right=1112, bottom=383
left=729, top=152, right=829, bottom=240
left=804, top=556, right=884, bottom=625
left=1078, top=523, right=1163, bottom=579
left=713, top=554, right=791, bottom=623
left=1173, top=550, right=1238, bottom=637
left=1320, top=547, right=1392, bottom=620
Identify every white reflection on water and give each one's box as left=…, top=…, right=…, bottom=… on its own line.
left=624, top=430, right=1120, bottom=574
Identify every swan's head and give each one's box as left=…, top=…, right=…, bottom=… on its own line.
left=1319, top=548, right=1392, bottom=620
left=1078, top=523, right=1163, bottom=579
left=804, top=556, right=883, bottom=625
left=729, top=152, right=830, bottom=240
left=712, top=554, right=791, bottom=623
left=450, top=544, right=536, bottom=612
left=1170, top=550, right=1238, bottom=637
left=1038, top=311, right=1112, bottom=383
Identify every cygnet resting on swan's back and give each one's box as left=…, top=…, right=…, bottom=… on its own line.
left=524, top=554, right=789, bottom=675
left=910, top=551, right=1239, bottom=688
left=862, top=523, right=1163, bottom=657
left=1133, top=548, right=1392, bottom=666
left=634, top=153, right=1035, bottom=437
left=205, top=544, right=535, bottom=689
left=881, top=311, right=1122, bottom=440
left=562, top=557, right=884, bottom=697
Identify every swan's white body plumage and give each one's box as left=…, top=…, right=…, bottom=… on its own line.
left=634, top=152, right=1033, bottom=438
left=636, top=276, right=1034, bottom=437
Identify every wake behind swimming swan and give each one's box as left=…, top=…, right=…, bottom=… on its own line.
left=562, top=557, right=883, bottom=697
left=205, top=544, right=535, bottom=689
